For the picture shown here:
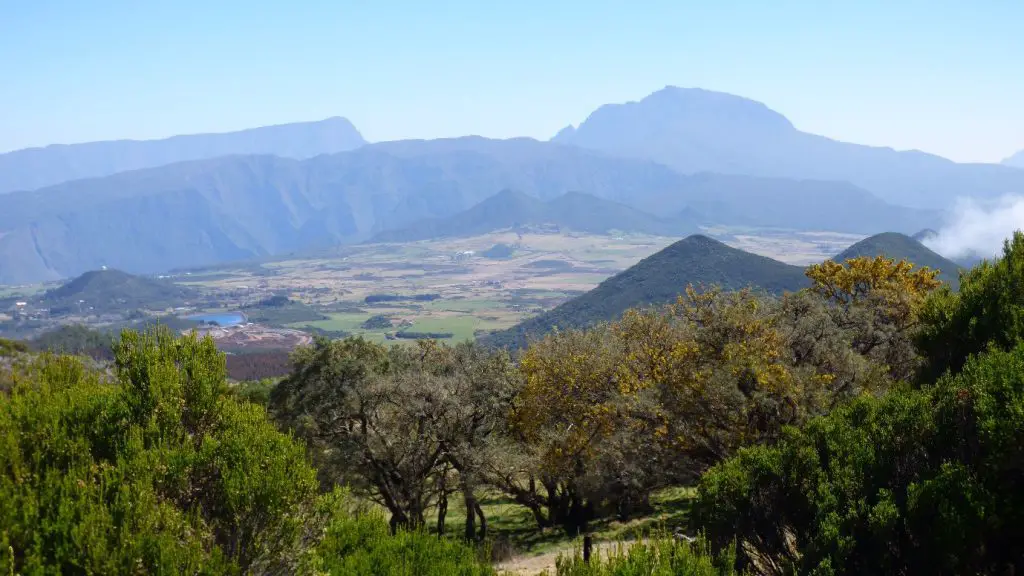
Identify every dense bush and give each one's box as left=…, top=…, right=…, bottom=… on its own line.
left=230, top=377, right=279, bottom=406
left=0, top=329, right=495, bottom=575
left=243, top=298, right=328, bottom=325
left=0, top=329, right=319, bottom=573
left=917, top=230, right=1024, bottom=381
left=364, top=293, right=441, bottom=304
left=692, top=343, right=1024, bottom=575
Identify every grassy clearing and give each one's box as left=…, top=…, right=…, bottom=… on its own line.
left=406, top=316, right=481, bottom=342
left=295, top=312, right=371, bottom=332
left=423, top=487, right=696, bottom=559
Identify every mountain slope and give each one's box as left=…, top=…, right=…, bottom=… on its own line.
left=553, top=86, right=1024, bottom=209
left=1003, top=150, right=1024, bottom=169
left=834, top=232, right=962, bottom=288
left=479, top=235, right=809, bottom=349
left=39, top=269, right=200, bottom=314
left=0, top=138, right=936, bottom=285
left=371, top=190, right=695, bottom=242
left=0, top=117, right=366, bottom=193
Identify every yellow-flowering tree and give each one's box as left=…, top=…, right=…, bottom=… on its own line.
left=805, top=255, right=941, bottom=307
left=805, top=256, right=941, bottom=382
left=510, top=325, right=639, bottom=537
left=502, top=288, right=825, bottom=540
left=615, top=288, right=804, bottom=471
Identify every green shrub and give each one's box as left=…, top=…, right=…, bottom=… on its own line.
left=917, top=230, right=1024, bottom=381
left=692, top=344, right=1024, bottom=575
left=0, top=329, right=318, bottom=574
left=0, top=337, right=27, bottom=357
left=309, top=490, right=494, bottom=575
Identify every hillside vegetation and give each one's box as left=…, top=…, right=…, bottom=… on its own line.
left=39, top=268, right=200, bottom=314
left=480, top=234, right=809, bottom=349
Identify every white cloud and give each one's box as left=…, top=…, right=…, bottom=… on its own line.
left=924, top=196, right=1024, bottom=260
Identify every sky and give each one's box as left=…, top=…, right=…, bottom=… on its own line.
left=1, top=0, right=1022, bottom=163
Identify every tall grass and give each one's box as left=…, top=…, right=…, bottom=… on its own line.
left=546, top=536, right=738, bottom=576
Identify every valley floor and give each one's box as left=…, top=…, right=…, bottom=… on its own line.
left=174, top=228, right=862, bottom=349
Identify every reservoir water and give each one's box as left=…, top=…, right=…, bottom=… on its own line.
left=184, top=312, right=246, bottom=327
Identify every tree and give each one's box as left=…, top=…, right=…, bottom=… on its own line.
left=615, top=288, right=804, bottom=471
left=509, top=323, right=642, bottom=542
left=776, top=290, right=892, bottom=408
left=272, top=337, right=519, bottom=537
left=426, top=341, right=520, bottom=542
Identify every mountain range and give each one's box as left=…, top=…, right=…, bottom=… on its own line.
left=7, top=85, right=1022, bottom=284
left=0, top=117, right=366, bottom=194
left=553, top=86, right=1024, bottom=210
left=0, top=138, right=936, bottom=285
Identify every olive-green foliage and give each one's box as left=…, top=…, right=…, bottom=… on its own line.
left=273, top=336, right=520, bottom=535
left=0, top=328, right=319, bottom=574
left=547, top=536, right=738, bottom=576
left=917, top=230, right=1024, bottom=382
left=692, top=344, right=1024, bottom=575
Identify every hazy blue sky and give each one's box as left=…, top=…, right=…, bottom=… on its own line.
left=2, top=0, right=1021, bottom=163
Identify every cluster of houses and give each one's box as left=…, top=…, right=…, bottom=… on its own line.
left=4, top=301, right=48, bottom=322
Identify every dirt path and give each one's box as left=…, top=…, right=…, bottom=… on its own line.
left=495, top=540, right=639, bottom=575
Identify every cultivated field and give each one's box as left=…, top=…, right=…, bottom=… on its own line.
left=173, top=228, right=862, bottom=345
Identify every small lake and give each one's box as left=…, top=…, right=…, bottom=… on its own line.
left=183, top=312, right=247, bottom=327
